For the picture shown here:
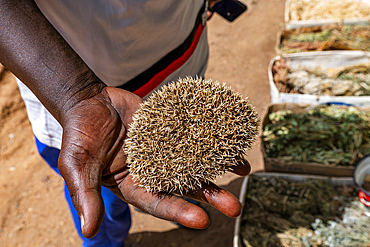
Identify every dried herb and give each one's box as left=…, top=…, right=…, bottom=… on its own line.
left=288, top=0, right=370, bottom=21
left=239, top=175, right=369, bottom=247
left=263, top=105, right=370, bottom=166
left=280, top=24, right=370, bottom=53
left=272, top=58, right=370, bottom=96
left=272, top=57, right=294, bottom=94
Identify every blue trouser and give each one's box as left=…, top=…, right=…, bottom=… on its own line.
left=35, top=137, right=131, bottom=247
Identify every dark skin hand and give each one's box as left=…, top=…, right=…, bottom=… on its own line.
left=0, top=0, right=251, bottom=238
left=207, top=0, right=222, bottom=19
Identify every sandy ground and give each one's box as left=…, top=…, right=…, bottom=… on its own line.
left=0, top=0, right=285, bottom=246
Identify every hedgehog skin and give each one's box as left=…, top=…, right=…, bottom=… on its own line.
left=124, top=77, right=260, bottom=194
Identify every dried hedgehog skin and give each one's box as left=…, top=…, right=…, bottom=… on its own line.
left=124, top=77, right=259, bottom=194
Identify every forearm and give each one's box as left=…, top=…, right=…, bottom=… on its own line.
left=0, top=0, right=106, bottom=124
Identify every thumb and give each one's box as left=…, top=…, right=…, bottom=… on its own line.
left=58, top=141, right=105, bottom=238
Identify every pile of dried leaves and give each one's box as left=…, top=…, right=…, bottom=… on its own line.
left=272, top=57, right=370, bottom=96
left=239, top=175, right=370, bottom=247
left=263, top=105, right=370, bottom=166
left=279, top=24, right=370, bottom=53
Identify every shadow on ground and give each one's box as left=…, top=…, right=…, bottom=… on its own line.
left=124, top=177, right=245, bottom=247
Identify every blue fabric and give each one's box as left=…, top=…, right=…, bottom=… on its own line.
left=35, top=137, right=131, bottom=247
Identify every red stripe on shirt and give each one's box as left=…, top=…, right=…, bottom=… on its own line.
left=133, top=23, right=206, bottom=98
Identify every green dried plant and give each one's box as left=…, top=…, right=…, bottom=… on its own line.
left=280, top=24, right=370, bottom=53
left=263, top=105, right=370, bottom=166
left=124, top=77, right=260, bottom=194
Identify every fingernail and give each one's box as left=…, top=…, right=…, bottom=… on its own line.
left=80, top=215, right=85, bottom=233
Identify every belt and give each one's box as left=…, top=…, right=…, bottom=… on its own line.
left=117, top=1, right=208, bottom=97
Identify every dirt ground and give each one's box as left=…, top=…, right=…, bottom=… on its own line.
left=0, top=0, right=285, bottom=246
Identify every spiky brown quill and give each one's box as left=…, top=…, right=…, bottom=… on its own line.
left=124, top=77, right=260, bottom=194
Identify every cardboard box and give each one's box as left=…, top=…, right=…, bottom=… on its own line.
left=261, top=103, right=366, bottom=177
left=284, top=0, right=370, bottom=30
left=268, top=51, right=370, bottom=107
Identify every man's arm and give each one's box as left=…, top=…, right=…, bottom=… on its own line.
left=0, top=0, right=105, bottom=123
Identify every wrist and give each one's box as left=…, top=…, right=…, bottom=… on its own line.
left=59, top=71, right=107, bottom=125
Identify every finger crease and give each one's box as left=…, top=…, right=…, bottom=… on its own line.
left=173, top=199, right=187, bottom=223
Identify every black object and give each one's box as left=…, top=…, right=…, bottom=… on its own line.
left=212, top=0, right=247, bottom=22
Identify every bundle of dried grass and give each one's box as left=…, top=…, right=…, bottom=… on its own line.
left=280, top=24, right=370, bottom=53
left=289, top=0, right=370, bottom=21
left=272, top=57, right=370, bottom=96
left=124, top=77, right=259, bottom=194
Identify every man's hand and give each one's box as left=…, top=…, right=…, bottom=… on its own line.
left=58, top=86, right=251, bottom=238
left=207, top=0, right=222, bottom=19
